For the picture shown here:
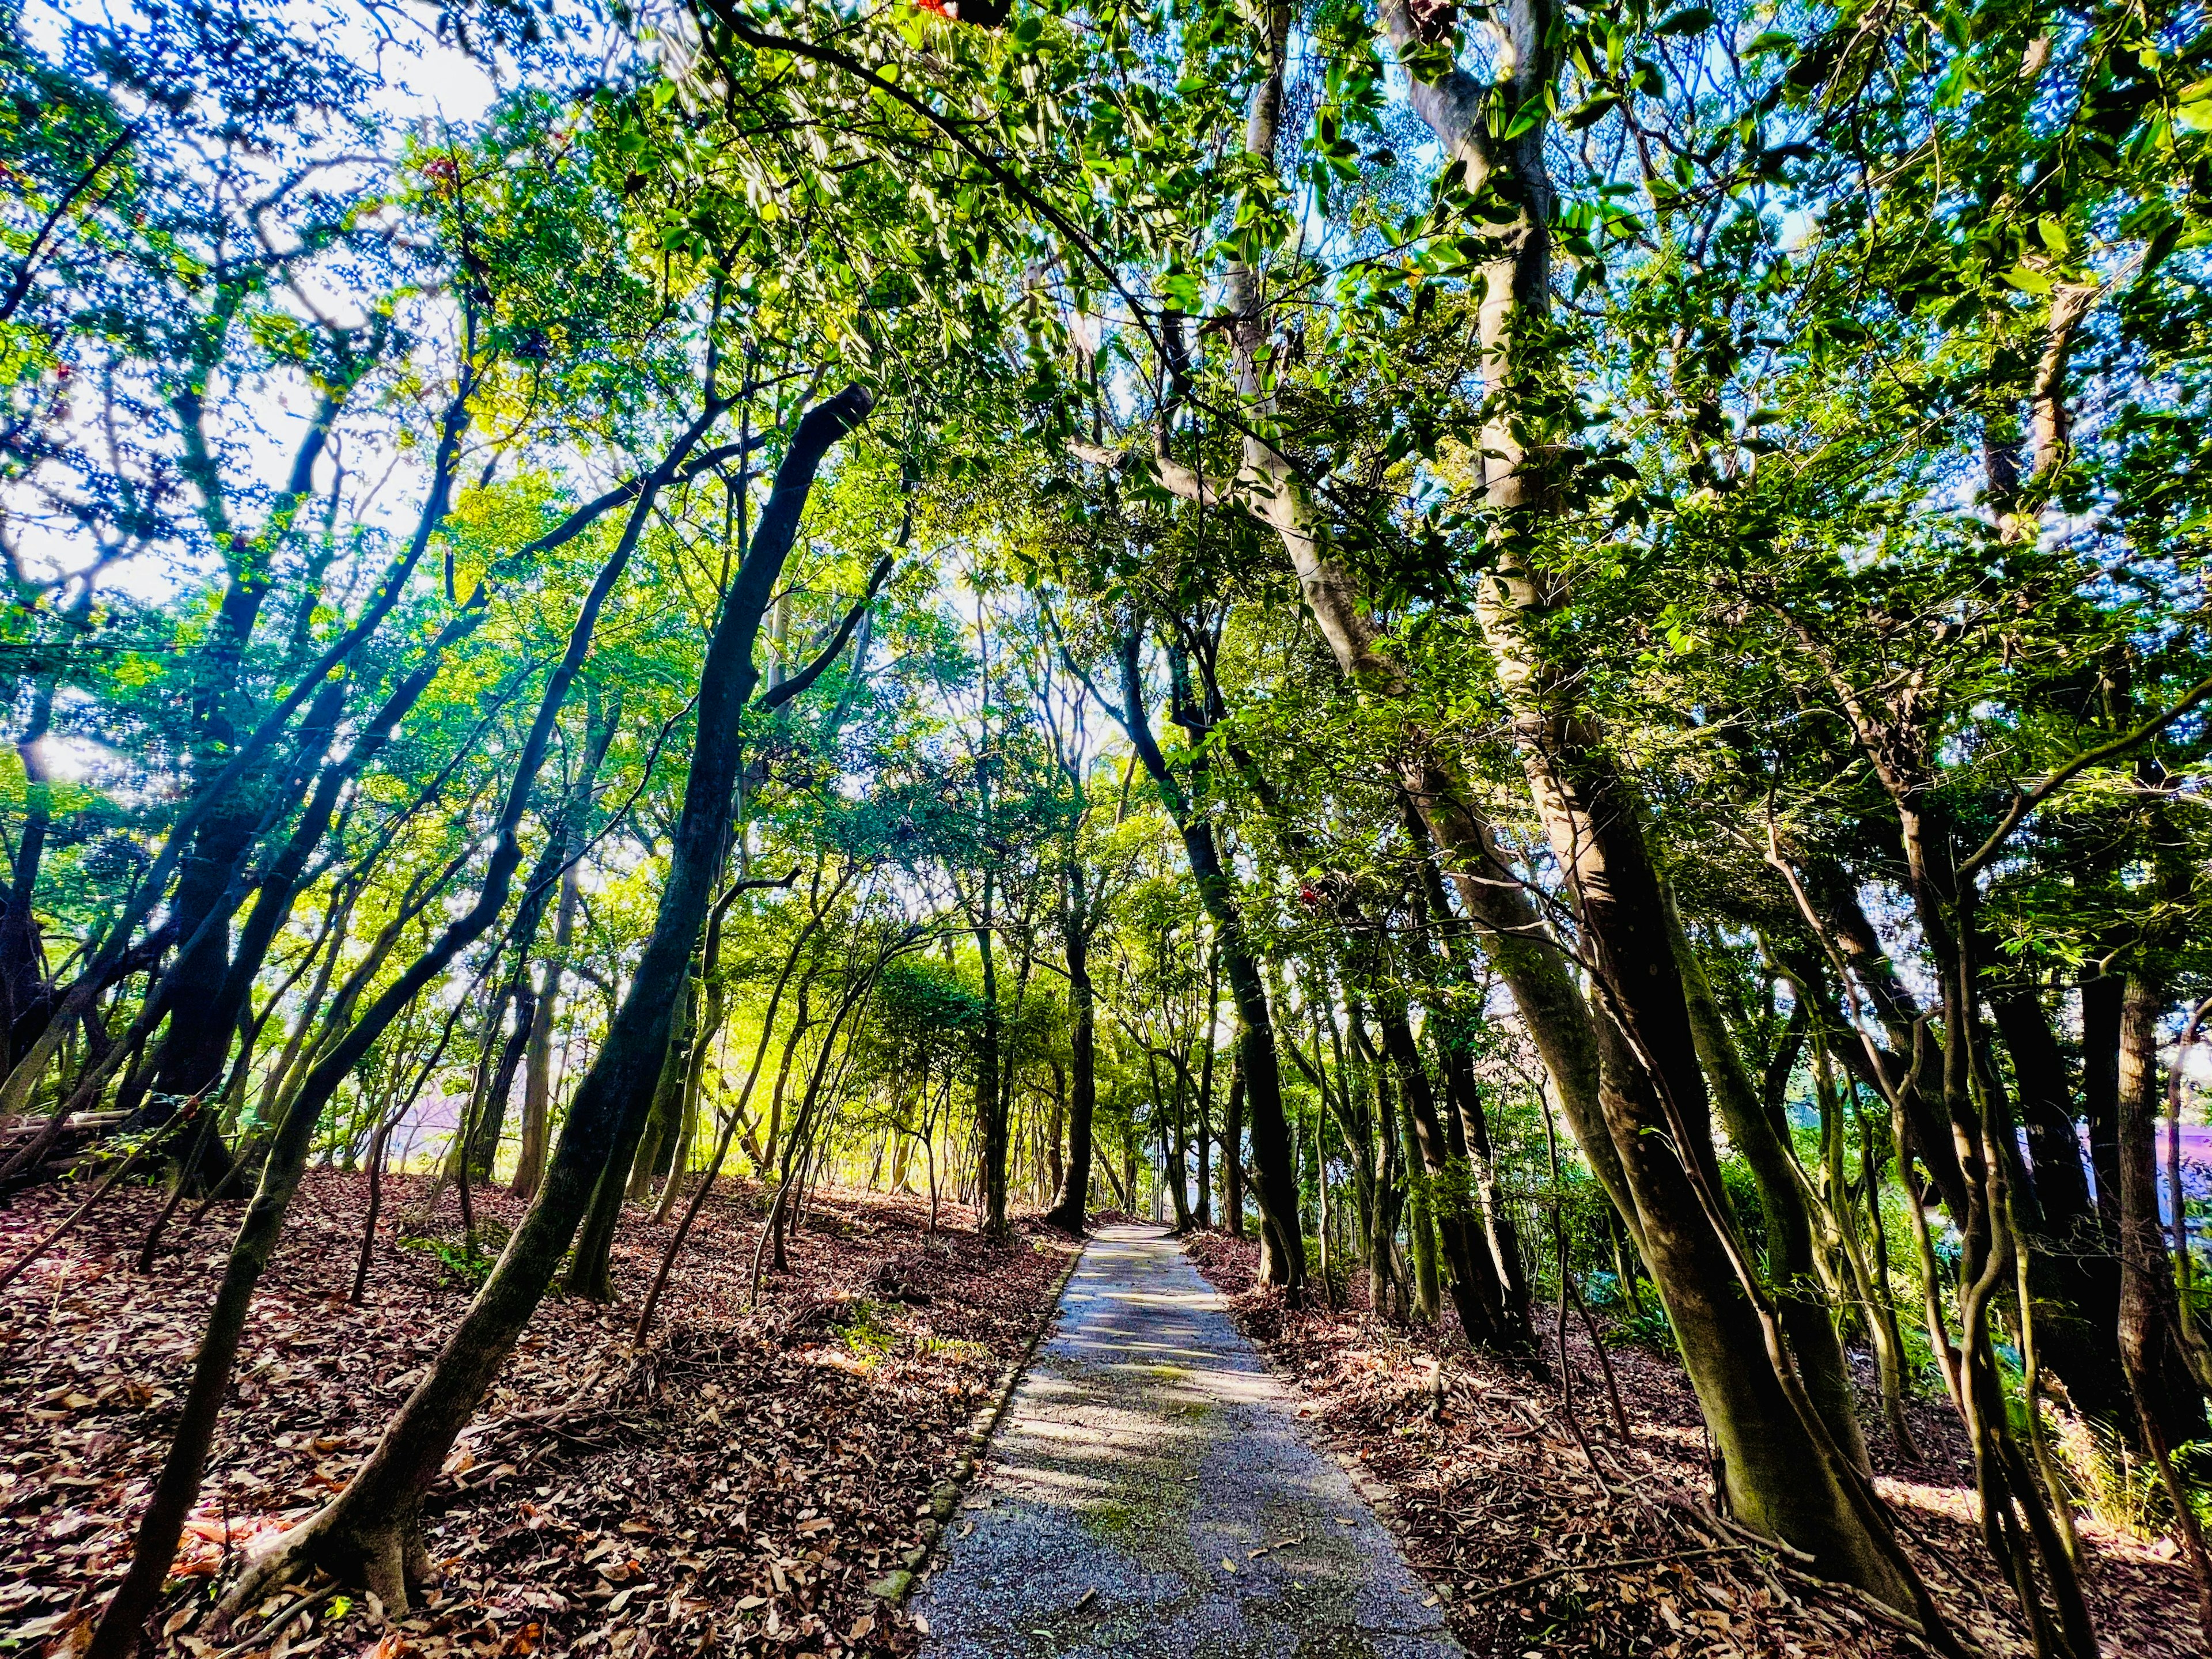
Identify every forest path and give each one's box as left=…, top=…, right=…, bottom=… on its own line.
left=913, top=1224, right=1462, bottom=1659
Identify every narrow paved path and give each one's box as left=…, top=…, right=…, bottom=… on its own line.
left=915, top=1225, right=1462, bottom=1659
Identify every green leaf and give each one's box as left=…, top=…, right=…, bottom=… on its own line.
left=1564, top=93, right=1621, bottom=130
left=1653, top=7, right=1716, bottom=35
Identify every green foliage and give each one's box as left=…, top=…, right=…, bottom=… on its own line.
left=835, top=1298, right=900, bottom=1361
left=9, top=0, right=2212, bottom=1618
left=400, top=1218, right=513, bottom=1290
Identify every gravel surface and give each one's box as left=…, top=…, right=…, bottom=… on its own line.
left=915, top=1225, right=1461, bottom=1659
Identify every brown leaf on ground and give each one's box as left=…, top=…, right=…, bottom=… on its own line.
left=0, top=1172, right=1074, bottom=1658
left=1183, top=1231, right=2201, bottom=1659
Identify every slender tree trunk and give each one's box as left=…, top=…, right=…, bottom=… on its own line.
left=624, top=967, right=697, bottom=1202
left=512, top=861, right=578, bottom=1200
left=1221, top=1062, right=1244, bottom=1239
left=1399, top=1089, right=1440, bottom=1322
left=0, top=642, right=67, bottom=1061
left=464, top=984, right=533, bottom=1186
left=974, top=872, right=1009, bottom=1238
left=1194, top=944, right=1217, bottom=1226
left=1987, top=977, right=2128, bottom=1423
left=216, top=385, right=873, bottom=1620
left=1672, top=899, right=1870, bottom=1476
left=1108, top=634, right=1301, bottom=1297
left=2119, top=972, right=2209, bottom=1453
left=1044, top=1066, right=1065, bottom=1199
left=256, top=887, right=358, bottom=1131
left=510, top=688, right=615, bottom=1201
left=1377, top=991, right=1519, bottom=1345
left=1043, top=913, right=1095, bottom=1231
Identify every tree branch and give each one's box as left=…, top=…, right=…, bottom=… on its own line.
left=1068, top=438, right=1240, bottom=512
left=754, top=555, right=895, bottom=713
left=1958, top=673, right=2212, bottom=879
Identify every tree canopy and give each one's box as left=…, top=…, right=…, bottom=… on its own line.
left=8, top=0, right=2212, bottom=1649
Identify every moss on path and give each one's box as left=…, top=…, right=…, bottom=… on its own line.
left=914, top=1225, right=1462, bottom=1659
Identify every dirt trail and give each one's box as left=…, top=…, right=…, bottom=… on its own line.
left=915, top=1224, right=1460, bottom=1658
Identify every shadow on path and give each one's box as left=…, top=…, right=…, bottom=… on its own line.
left=915, top=1224, right=1463, bottom=1658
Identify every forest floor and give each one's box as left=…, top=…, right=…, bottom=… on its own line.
left=0, top=1171, right=1075, bottom=1659
left=1185, top=1232, right=2202, bottom=1659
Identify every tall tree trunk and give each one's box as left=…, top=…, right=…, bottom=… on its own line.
left=1221, top=1062, right=1244, bottom=1238
left=208, top=385, right=873, bottom=1621
left=625, top=967, right=698, bottom=1200
left=974, top=869, right=1008, bottom=1238
left=132, top=671, right=349, bottom=1188
left=1671, top=899, right=1870, bottom=1476
left=1043, top=901, right=1095, bottom=1231
left=1194, top=942, right=1217, bottom=1227
left=512, top=864, right=577, bottom=1201
left=511, top=691, right=616, bottom=1200
left=1156, top=1050, right=1194, bottom=1233
left=1400, top=1088, right=1440, bottom=1324
left=1, top=585, right=93, bottom=1062
left=1365, top=0, right=1918, bottom=1600
left=464, top=984, right=534, bottom=1185
left=2118, top=971, right=2209, bottom=1453
left=1044, top=1067, right=1065, bottom=1201
left=1990, top=980, right=2093, bottom=1228
left=1987, top=975, right=2127, bottom=1423
left=1376, top=991, right=1520, bottom=1345
left=1108, top=633, right=1300, bottom=1297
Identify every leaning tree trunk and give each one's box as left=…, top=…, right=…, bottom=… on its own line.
left=0, top=620, right=73, bottom=1060
left=1671, top=896, right=1870, bottom=1476
left=1375, top=0, right=1923, bottom=1603
left=1109, top=633, right=1302, bottom=1297
left=130, top=676, right=350, bottom=1190
left=212, top=386, right=874, bottom=1620
left=81, top=363, right=680, bottom=1659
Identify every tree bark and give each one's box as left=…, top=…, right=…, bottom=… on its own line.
left=1042, top=889, right=1096, bottom=1231
left=2082, top=969, right=2124, bottom=1231
left=974, top=869, right=1009, bottom=1238
left=1376, top=989, right=1520, bottom=1345
left=1108, top=632, right=1301, bottom=1297
left=2118, top=971, right=2208, bottom=1453
left=208, top=385, right=872, bottom=1622
left=512, top=691, right=616, bottom=1200
left=1671, top=899, right=1870, bottom=1475
left=1221, top=1061, right=1244, bottom=1238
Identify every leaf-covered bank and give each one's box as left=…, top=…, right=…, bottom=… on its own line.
left=1187, top=1232, right=2202, bottom=1658
left=1, top=1176, right=1071, bottom=1658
